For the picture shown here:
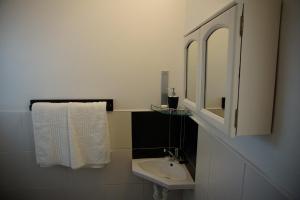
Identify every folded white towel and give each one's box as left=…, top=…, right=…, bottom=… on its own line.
left=68, top=102, right=111, bottom=169
left=32, top=103, right=70, bottom=167
left=32, top=102, right=111, bottom=169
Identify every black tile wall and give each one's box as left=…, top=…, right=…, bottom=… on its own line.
left=131, top=111, right=198, bottom=180
left=182, top=116, right=198, bottom=179
left=132, top=111, right=169, bottom=148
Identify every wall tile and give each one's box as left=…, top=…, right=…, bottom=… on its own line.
left=69, top=168, right=105, bottom=189
left=0, top=111, right=150, bottom=199
left=242, top=165, right=288, bottom=200
left=0, top=152, right=27, bottom=188
left=20, top=112, right=35, bottom=152
left=101, top=149, right=143, bottom=184
left=0, top=188, right=22, bottom=200
left=66, top=187, right=105, bottom=200
left=0, top=112, right=23, bottom=152
left=33, top=189, right=67, bottom=200
left=0, top=188, right=67, bottom=200
left=132, top=111, right=169, bottom=149
left=207, top=135, right=245, bottom=200
left=108, top=111, right=132, bottom=149
left=183, top=117, right=198, bottom=168
left=68, top=149, right=144, bottom=189
left=182, top=117, right=198, bottom=180
left=23, top=189, right=67, bottom=200
left=183, top=130, right=290, bottom=200
left=193, top=130, right=213, bottom=200
left=103, top=184, right=143, bottom=200
left=132, top=147, right=168, bottom=159
left=22, top=152, right=70, bottom=189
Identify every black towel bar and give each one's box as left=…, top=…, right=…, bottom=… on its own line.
left=29, top=99, right=113, bottom=111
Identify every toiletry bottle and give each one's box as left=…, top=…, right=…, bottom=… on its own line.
left=168, top=88, right=179, bottom=109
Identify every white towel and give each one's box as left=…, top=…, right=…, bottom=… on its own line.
left=68, top=102, right=111, bottom=169
left=32, top=102, right=111, bottom=169
left=32, top=103, right=70, bottom=167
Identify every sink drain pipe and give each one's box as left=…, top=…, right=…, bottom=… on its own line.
left=153, top=184, right=168, bottom=200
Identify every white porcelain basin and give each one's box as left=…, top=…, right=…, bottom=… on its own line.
left=132, top=157, right=194, bottom=190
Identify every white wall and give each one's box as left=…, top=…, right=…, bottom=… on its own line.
left=184, top=0, right=300, bottom=199
left=0, top=0, right=185, bottom=111
left=185, top=0, right=233, bottom=33
left=0, top=0, right=185, bottom=199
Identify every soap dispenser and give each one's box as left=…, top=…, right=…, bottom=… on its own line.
left=168, top=88, right=179, bottom=109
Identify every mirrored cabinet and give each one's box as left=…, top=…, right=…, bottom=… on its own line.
left=183, top=0, right=281, bottom=137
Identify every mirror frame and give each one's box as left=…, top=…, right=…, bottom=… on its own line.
left=202, top=26, right=229, bottom=122
left=198, top=5, right=239, bottom=134
left=204, top=27, right=229, bottom=118
left=183, top=31, right=200, bottom=112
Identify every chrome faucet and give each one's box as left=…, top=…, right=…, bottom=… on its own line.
left=164, top=148, right=179, bottom=161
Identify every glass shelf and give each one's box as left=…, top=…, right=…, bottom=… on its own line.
left=151, top=104, right=192, bottom=116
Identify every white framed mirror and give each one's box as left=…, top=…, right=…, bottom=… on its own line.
left=186, top=41, right=198, bottom=103
left=198, top=5, right=238, bottom=134
left=204, top=28, right=229, bottom=118
left=183, top=31, right=200, bottom=112
left=183, top=0, right=281, bottom=136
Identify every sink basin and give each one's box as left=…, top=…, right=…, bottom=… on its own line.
left=132, top=157, right=194, bottom=190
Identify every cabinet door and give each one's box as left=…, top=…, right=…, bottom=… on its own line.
left=236, top=0, right=281, bottom=135
left=198, top=5, right=239, bottom=135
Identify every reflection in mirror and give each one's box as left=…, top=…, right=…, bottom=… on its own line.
left=204, top=28, right=229, bottom=118
left=186, top=41, right=198, bottom=103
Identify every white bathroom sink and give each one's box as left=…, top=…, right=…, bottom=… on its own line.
left=132, top=157, right=194, bottom=190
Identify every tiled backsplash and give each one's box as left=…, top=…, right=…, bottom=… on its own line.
left=0, top=111, right=182, bottom=200
left=182, top=116, right=198, bottom=179
left=131, top=111, right=198, bottom=179
left=131, top=111, right=170, bottom=149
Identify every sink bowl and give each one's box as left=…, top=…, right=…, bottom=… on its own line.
left=132, top=157, right=194, bottom=190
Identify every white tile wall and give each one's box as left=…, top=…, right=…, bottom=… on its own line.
left=20, top=112, right=35, bottom=152
left=67, top=188, right=105, bottom=200
left=0, top=111, right=183, bottom=200
left=108, top=112, right=132, bottom=149
left=1, top=110, right=288, bottom=200
left=100, top=149, right=143, bottom=185
left=103, top=184, right=143, bottom=200
left=242, top=165, right=287, bottom=200
left=0, top=152, right=27, bottom=188
left=194, top=130, right=213, bottom=200
left=207, top=135, right=244, bottom=200
left=183, top=130, right=289, bottom=200
left=23, top=152, right=70, bottom=189
left=0, top=112, right=23, bottom=152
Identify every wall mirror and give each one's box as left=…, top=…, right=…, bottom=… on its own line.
left=198, top=5, right=237, bottom=135
left=185, top=40, right=199, bottom=103
left=204, top=28, right=229, bottom=118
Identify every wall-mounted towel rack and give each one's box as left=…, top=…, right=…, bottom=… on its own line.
left=29, top=99, right=113, bottom=111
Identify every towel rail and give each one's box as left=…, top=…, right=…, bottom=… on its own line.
left=29, top=99, right=113, bottom=111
